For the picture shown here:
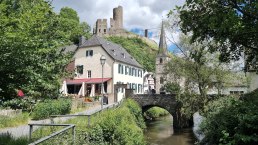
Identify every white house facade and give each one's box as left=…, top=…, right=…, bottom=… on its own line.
left=62, top=35, right=143, bottom=103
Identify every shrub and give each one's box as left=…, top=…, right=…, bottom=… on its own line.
left=31, top=98, right=71, bottom=120
left=123, top=99, right=146, bottom=129
left=200, top=92, right=258, bottom=145
left=76, top=99, right=146, bottom=145
left=2, top=98, right=36, bottom=112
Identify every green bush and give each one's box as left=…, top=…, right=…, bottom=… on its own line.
left=200, top=92, right=258, bottom=145
left=123, top=99, right=146, bottom=129
left=0, top=133, right=28, bottom=145
left=145, top=107, right=169, bottom=119
left=31, top=98, right=71, bottom=120
left=86, top=105, right=146, bottom=145
left=2, top=98, right=36, bottom=112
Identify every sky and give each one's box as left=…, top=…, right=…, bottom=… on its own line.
left=52, top=0, right=185, bottom=53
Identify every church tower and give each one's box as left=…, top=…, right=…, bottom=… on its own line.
left=155, top=21, right=169, bottom=94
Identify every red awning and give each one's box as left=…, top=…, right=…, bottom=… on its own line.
left=66, top=78, right=112, bottom=85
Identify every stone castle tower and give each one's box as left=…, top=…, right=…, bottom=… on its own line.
left=155, top=21, right=170, bottom=94
left=94, top=6, right=124, bottom=36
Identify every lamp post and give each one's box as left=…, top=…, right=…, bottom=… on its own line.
left=100, top=55, right=106, bottom=110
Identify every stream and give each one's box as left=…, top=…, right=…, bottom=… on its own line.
left=144, top=115, right=196, bottom=145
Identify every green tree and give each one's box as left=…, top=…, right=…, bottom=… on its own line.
left=165, top=35, right=235, bottom=113
left=0, top=0, right=72, bottom=99
left=107, top=37, right=156, bottom=72
left=59, top=7, right=91, bottom=44
left=176, top=0, right=258, bottom=64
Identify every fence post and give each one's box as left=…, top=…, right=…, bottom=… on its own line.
left=72, top=125, right=75, bottom=145
left=29, top=124, right=33, bottom=142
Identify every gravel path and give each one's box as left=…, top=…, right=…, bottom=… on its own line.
left=0, top=103, right=117, bottom=138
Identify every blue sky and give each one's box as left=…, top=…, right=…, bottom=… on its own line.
left=130, top=28, right=181, bottom=53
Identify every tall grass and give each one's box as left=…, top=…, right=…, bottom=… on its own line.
left=0, top=133, right=28, bottom=145
left=0, top=113, right=29, bottom=129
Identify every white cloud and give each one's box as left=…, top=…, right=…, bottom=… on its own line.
left=52, top=0, right=185, bottom=48
left=52, top=0, right=184, bottom=30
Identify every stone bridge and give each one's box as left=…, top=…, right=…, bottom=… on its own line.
left=128, top=94, right=183, bottom=128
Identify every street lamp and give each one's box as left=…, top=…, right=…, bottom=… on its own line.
left=100, top=55, right=106, bottom=110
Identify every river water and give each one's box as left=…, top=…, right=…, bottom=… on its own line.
left=144, top=115, right=196, bottom=145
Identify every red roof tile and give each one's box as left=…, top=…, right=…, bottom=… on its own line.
left=66, top=78, right=112, bottom=84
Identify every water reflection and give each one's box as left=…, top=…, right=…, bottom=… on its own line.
left=144, top=115, right=196, bottom=145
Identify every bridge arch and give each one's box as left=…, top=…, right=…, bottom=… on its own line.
left=128, top=94, right=182, bottom=128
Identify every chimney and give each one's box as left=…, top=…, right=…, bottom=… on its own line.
left=79, top=36, right=86, bottom=46
left=145, top=29, right=148, bottom=38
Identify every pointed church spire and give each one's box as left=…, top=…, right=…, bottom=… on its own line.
left=158, top=21, right=168, bottom=56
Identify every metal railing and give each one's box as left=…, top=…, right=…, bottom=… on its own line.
left=28, top=99, right=124, bottom=144
left=28, top=124, right=75, bottom=145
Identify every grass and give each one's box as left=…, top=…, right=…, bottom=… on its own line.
left=0, top=133, right=28, bottom=145
left=0, top=112, right=29, bottom=129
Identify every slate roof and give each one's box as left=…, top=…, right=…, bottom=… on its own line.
left=59, top=44, right=78, bottom=54
left=78, top=35, right=142, bottom=68
left=158, top=21, right=168, bottom=57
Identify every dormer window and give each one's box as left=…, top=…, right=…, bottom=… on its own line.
left=122, top=53, right=125, bottom=58
left=112, top=49, right=115, bottom=55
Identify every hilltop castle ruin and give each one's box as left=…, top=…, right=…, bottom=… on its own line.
left=94, top=6, right=125, bottom=36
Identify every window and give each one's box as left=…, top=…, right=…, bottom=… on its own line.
left=86, top=50, right=93, bottom=57
left=160, top=77, right=164, bottom=84
left=139, top=70, right=142, bottom=77
left=87, top=70, right=91, bottom=78
left=76, top=65, right=83, bottom=74
left=160, top=58, right=163, bottom=64
left=132, top=68, right=135, bottom=76
left=104, top=29, right=106, bottom=33
left=129, top=67, right=132, bottom=75
left=118, top=64, right=124, bottom=74
left=125, top=66, right=128, bottom=75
